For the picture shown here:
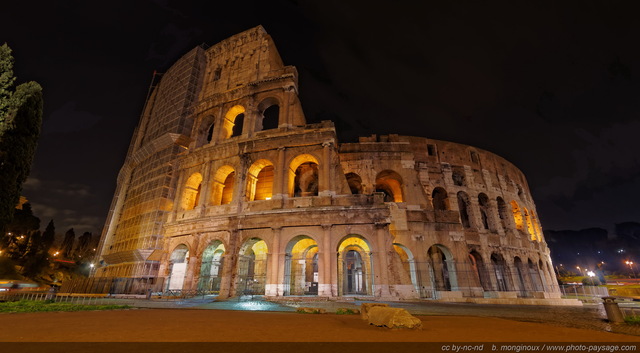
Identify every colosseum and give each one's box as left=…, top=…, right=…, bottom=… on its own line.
left=92, top=26, right=573, bottom=304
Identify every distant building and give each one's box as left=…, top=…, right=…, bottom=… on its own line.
left=94, top=26, right=569, bottom=304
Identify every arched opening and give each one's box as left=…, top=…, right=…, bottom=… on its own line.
left=247, top=159, right=274, bottom=201
left=345, top=172, right=363, bottom=195
left=207, top=123, right=215, bottom=143
left=284, top=236, right=319, bottom=296
left=375, top=170, right=403, bottom=202
left=289, top=154, right=320, bottom=197
left=457, top=191, right=471, bottom=228
left=497, top=197, right=509, bottom=231
left=262, top=105, right=280, bottom=130
left=478, top=193, right=490, bottom=230
left=236, top=238, right=268, bottom=296
left=469, top=251, right=491, bottom=291
left=432, top=187, right=448, bottom=210
left=524, top=208, right=538, bottom=241
left=514, top=256, right=529, bottom=296
left=198, top=241, right=225, bottom=293
left=210, top=166, right=235, bottom=206
left=181, top=173, right=203, bottom=210
left=427, top=245, right=455, bottom=291
left=337, top=236, right=373, bottom=296
left=490, top=253, right=511, bottom=292
left=528, top=259, right=544, bottom=291
left=258, top=97, right=281, bottom=131
left=167, top=244, right=189, bottom=291
left=194, top=115, right=216, bottom=147
left=510, top=200, right=525, bottom=234
left=223, top=105, right=245, bottom=139
left=393, top=243, right=419, bottom=293
left=231, top=114, right=244, bottom=137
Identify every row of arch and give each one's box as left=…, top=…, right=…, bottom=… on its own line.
left=194, top=99, right=281, bottom=148
left=166, top=234, right=555, bottom=298
left=431, top=188, right=543, bottom=241
left=181, top=159, right=408, bottom=209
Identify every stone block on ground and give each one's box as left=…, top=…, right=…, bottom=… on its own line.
left=366, top=306, right=422, bottom=330
left=360, top=303, right=389, bottom=320
left=296, top=307, right=326, bottom=314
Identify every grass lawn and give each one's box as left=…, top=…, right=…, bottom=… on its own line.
left=0, top=300, right=130, bottom=313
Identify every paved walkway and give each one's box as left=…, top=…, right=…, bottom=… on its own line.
left=99, top=296, right=640, bottom=337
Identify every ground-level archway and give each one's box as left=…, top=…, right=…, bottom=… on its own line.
left=236, top=238, right=268, bottom=295
left=198, top=241, right=225, bottom=293
left=283, top=236, right=319, bottom=296
left=167, top=244, right=189, bottom=291
left=337, top=235, right=373, bottom=296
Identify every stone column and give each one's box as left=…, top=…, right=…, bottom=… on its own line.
left=197, top=162, right=213, bottom=209
left=218, top=230, right=239, bottom=299
left=266, top=227, right=282, bottom=296
left=273, top=147, right=287, bottom=199
left=374, top=222, right=392, bottom=297
left=319, top=141, right=333, bottom=196
left=319, top=224, right=333, bottom=296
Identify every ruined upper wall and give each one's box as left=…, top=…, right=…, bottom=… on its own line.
left=200, top=25, right=289, bottom=98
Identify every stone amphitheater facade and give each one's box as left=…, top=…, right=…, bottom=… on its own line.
left=94, top=26, right=569, bottom=304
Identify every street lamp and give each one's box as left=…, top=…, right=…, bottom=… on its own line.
left=625, top=261, right=636, bottom=278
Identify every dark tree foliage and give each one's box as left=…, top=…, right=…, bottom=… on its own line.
left=75, top=231, right=92, bottom=259
left=2, top=203, right=40, bottom=258
left=42, top=219, right=55, bottom=253
left=0, top=43, right=43, bottom=235
left=61, top=228, right=75, bottom=258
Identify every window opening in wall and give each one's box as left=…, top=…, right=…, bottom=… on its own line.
left=181, top=173, right=203, bottom=210
left=452, top=170, right=465, bottom=186
left=231, top=113, right=244, bottom=137
left=262, top=105, right=280, bottom=130
left=427, top=144, right=436, bottom=156
left=470, top=151, right=479, bottom=163
left=432, top=187, right=448, bottom=210
left=213, top=68, right=221, bottom=81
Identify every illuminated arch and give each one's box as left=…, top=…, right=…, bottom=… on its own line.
left=375, top=170, right=404, bottom=202
left=523, top=207, right=538, bottom=241
left=198, top=240, right=226, bottom=292
left=510, top=200, right=525, bottom=233
left=181, top=173, right=203, bottom=210
left=247, top=159, right=275, bottom=201
left=223, top=105, right=245, bottom=138
left=236, top=238, right=268, bottom=295
left=337, top=235, right=373, bottom=296
left=211, top=165, right=235, bottom=205
left=284, top=235, right=319, bottom=296
left=289, top=154, right=320, bottom=197
left=393, top=243, right=419, bottom=293
left=167, top=244, right=190, bottom=291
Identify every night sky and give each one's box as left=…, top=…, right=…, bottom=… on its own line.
left=2, top=1, right=639, bottom=236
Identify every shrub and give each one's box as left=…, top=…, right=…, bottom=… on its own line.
left=582, top=277, right=601, bottom=286
left=624, top=316, right=640, bottom=325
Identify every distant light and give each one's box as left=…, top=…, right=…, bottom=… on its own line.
left=587, top=271, right=595, bottom=277
left=265, top=197, right=271, bottom=200
left=89, top=263, right=94, bottom=268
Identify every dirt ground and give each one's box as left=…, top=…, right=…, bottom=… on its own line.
left=0, top=308, right=638, bottom=343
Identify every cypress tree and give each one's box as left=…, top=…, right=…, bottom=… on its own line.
left=0, top=43, right=43, bottom=235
